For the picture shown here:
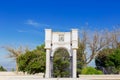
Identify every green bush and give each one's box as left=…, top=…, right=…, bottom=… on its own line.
left=17, top=44, right=46, bottom=74
left=0, top=66, right=6, bottom=71
left=96, top=49, right=120, bottom=74
left=81, top=67, right=103, bottom=74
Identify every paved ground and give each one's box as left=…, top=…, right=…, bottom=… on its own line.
left=1, top=75, right=120, bottom=80
left=0, top=72, right=120, bottom=80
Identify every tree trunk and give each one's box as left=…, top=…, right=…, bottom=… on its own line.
left=83, top=63, right=87, bottom=68
left=16, top=60, right=18, bottom=74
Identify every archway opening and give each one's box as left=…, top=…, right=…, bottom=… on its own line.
left=52, top=48, right=71, bottom=77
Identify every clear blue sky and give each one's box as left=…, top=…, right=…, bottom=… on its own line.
left=0, top=0, right=120, bottom=70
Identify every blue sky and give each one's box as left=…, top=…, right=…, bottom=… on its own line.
left=0, top=0, right=120, bottom=70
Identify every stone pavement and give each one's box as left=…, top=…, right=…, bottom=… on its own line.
left=0, top=72, right=120, bottom=80
left=0, top=75, right=120, bottom=80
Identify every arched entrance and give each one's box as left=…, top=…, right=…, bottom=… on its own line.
left=45, top=29, right=78, bottom=78
left=52, top=48, right=72, bottom=77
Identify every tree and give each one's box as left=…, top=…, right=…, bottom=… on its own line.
left=76, top=28, right=120, bottom=76
left=0, top=65, right=7, bottom=71
left=17, top=44, right=46, bottom=74
left=77, top=30, right=110, bottom=75
left=95, top=49, right=120, bottom=74
left=77, top=28, right=120, bottom=68
left=53, top=48, right=70, bottom=77
left=3, top=46, right=28, bottom=73
left=77, top=38, right=86, bottom=76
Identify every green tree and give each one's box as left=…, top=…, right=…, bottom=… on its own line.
left=105, top=49, right=120, bottom=73
left=0, top=66, right=7, bottom=71
left=17, top=44, right=46, bottom=74
left=81, top=67, right=103, bottom=74
left=95, top=48, right=120, bottom=74
left=95, top=48, right=114, bottom=68
left=53, top=48, right=70, bottom=77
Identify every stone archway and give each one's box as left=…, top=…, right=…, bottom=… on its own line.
left=45, top=29, right=78, bottom=78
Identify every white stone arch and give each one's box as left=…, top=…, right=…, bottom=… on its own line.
left=51, top=47, right=72, bottom=57
left=45, top=29, right=78, bottom=78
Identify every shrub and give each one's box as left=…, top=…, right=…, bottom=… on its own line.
left=0, top=66, right=6, bottom=71
left=81, top=67, right=103, bottom=74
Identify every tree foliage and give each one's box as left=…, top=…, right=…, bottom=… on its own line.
left=53, top=48, right=70, bottom=77
left=0, top=65, right=7, bottom=71
left=17, top=44, right=46, bottom=74
left=95, top=48, right=120, bottom=74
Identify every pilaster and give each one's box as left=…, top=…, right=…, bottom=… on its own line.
left=45, top=49, right=51, bottom=78
left=72, top=49, right=77, bottom=78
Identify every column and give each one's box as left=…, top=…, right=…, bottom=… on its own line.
left=50, top=57, right=53, bottom=77
left=72, top=49, right=77, bottom=78
left=45, top=49, right=50, bottom=78
left=70, top=56, right=72, bottom=77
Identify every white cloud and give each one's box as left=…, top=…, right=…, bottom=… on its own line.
left=18, top=19, right=49, bottom=34
left=17, top=30, right=28, bottom=33
left=25, top=19, right=40, bottom=27
left=17, top=29, right=43, bottom=35
left=25, top=19, right=50, bottom=28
